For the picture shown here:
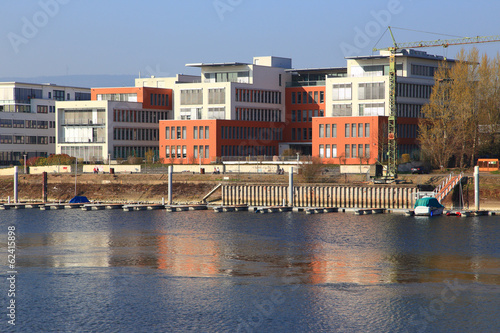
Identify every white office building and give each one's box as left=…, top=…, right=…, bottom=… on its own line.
left=0, top=82, right=90, bottom=165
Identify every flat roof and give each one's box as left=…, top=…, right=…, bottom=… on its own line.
left=0, top=81, right=90, bottom=90
left=346, top=49, right=454, bottom=62
left=286, top=67, right=347, bottom=73
left=185, top=62, right=250, bottom=68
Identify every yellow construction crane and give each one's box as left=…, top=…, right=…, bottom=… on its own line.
left=373, top=27, right=500, bottom=180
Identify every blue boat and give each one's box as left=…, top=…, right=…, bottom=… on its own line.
left=69, top=196, right=90, bottom=204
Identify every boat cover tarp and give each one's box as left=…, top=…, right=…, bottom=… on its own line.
left=69, top=196, right=90, bottom=203
left=414, top=197, right=444, bottom=209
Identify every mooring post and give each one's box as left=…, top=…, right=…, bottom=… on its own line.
left=474, top=166, right=479, bottom=211
left=288, top=167, right=294, bottom=207
left=14, top=166, right=18, bottom=203
left=168, top=165, right=173, bottom=205
left=42, top=171, right=48, bottom=203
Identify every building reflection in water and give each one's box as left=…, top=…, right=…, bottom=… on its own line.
left=15, top=211, right=499, bottom=286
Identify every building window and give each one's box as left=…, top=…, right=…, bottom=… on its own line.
left=358, top=123, right=363, bottom=138
left=320, top=91, right=324, bottom=104
left=352, top=124, right=357, bottom=138
left=319, top=124, right=324, bottom=138
left=297, top=110, right=302, bottom=122
left=358, top=144, right=363, bottom=158
left=291, top=128, right=296, bottom=140
left=326, top=124, right=330, bottom=138
left=332, top=84, right=352, bottom=100
left=208, top=107, right=225, bottom=119
left=319, top=144, right=324, bottom=158
left=314, top=91, right=318, bottom=103
left=205, top=126, right=209, bottom=139
left=165, top=127, right=170, bottom=139
left=180, top=89, right=203, bottom=105
left=332, top=124, right=337, bottom=138
left=332, top=104, right=352, bottom=117
left=365, top=123, right=370, bottom=137
left=291, top=92, right=296, bottom=104
left=208, top=88, right=225, bottom=104
left=332, top=144, right=337, bottom=158
left=165, top=146, right=170, bottom=158
left=205, top=145, right=209, bottom=159
left=182, top=126, right=186, bottom=139
left=325, top=144, right=331, bottom=158
left=291, top=110, right=296, bottom=122
left=297, top=91, right=302, bottom=104
left=352, top=144, right=357, bottom=158
left=359, top=103, right=384, bottom=116
left=199, top=126, right=204, bottom=139
left=345, top=124, right=350, bottom=138
left=345, top=144, right=350, bottom=158
left=303, top=128, right=307, bottom=140
left=358, top=82, right=385, bottom=100
left=365, top=144, right=370, bottom=158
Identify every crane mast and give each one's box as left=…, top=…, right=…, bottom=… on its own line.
left=373, top=27, right=500, bottom=181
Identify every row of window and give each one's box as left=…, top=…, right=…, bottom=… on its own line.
left=165, top=126, right=210, bottom=140
left=113, top=128, right=159, bottom=141
left=397, top=103, right=423, bottom=118
left=112, top=109, right=168, bottom=123
left=0, top=151, right=47, bottom=164
left=235, top=88, right=282, bottom=104
left=290, top=91, right=324, bottom=104
left=235, top=108, right=282, bottom=122
left=291, top=128, right=312, bottom=141
left=318, top=144, right=371, bottom=159
left=0, top=135, right=52, bottom=145
left=290, top=109, right=324, bottom=122
left=150, top=93, right=169, bottom=107
left=14, top=89, right=80, bottom=102
left=36, top=105, right=56, bottom=113
left=0, top=105, right=31, bottom=113
left=397, top=124, right=418, bottom=138
left=179, top=88, right=227, bottom=106
left=165, top=145, right=210, bottom=160
left=221, top=145, right=276, bottom=157
left=0, top=119, right=54, bottom=129
left=344, top=123, right=370, bottom=138
left=331, top=82, right=385, bottom=101
left=221, top=126, right=282, bottom=141
left=397, top=83, right=433, bottom=99
left=113, top=146, right=158, bottom=159
left=411, top=64, right=438, bottom=77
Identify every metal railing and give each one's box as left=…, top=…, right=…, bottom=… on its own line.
left=434, top=172, right=464, bottom=202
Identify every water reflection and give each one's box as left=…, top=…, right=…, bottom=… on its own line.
left=6, top=210, right=499, bottom=286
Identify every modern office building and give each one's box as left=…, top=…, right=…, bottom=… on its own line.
left=158, top=50, right=449, bottom=166
left=0, top=82, right=90, bottom=165
left=158, top=56, right=290, bottom=164
left=312, top=49, right=452, bottom=164
left=56, top=86, right=172, bottom=162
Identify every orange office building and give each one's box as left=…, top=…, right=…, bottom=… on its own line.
left=159, top=119, right=284, bottom=164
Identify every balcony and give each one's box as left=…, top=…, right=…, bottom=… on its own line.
left=61, top=119, right=106, bottom=126
left=286, top=81, right=326, bottom=87
left=58, top=137, right=106, bottom=144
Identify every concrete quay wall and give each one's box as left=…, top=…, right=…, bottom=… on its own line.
left=222, top=185, right=417, bottom=209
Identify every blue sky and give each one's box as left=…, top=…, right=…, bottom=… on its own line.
left=1, top=0, right=499, bottom=79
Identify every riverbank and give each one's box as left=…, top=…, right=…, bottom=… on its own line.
left=1, top=172, right=499, bottom=209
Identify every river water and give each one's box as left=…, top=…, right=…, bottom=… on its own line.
left=1, top=209, right=499, bottom=332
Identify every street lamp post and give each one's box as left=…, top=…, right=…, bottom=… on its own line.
left=23, top=154, right=27, bottom=174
